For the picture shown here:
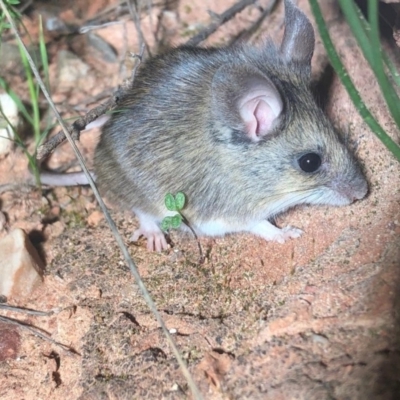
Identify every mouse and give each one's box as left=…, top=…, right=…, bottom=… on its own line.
left=40, top=0, right=368, bottom=251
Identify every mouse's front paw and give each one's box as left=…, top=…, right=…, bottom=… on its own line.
left=277, top=225, right=303, bottom=243
left=130, top=228, right=169, bottom=252
left=249, top=220, right=303, bottom=244
left=130, top=210, right=169, bottom=252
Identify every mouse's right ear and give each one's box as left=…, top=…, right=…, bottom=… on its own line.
left=211, top=65, right=283, bottom=142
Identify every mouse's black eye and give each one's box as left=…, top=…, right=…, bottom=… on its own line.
left=298, top=153, right=322, bottom=173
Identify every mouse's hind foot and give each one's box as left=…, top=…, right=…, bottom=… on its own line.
left=130, top=210, right=168, bottom=251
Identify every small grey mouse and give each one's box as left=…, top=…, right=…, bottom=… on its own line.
left=43, top=0, right=368, bottom=251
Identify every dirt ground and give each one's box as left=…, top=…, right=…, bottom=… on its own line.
left=1, top=0, right=400, bottom=399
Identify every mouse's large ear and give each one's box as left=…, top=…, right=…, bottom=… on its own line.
left=211, top=65, right=283, bottom=142
left=280, top=0, right=315, bottom=71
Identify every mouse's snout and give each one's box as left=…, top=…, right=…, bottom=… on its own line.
left=351, top=176, right=368, bottom=202
left=343, top=176, right=368, bottom=204
left=327, top=169, right=368, bottom=205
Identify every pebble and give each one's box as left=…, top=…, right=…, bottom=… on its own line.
left=0, top=93, right=20, bottom=156
left=0, top=229, right=44, bottom=300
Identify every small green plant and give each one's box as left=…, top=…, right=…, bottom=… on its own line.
left=161, top=192, right=186, bottom=231
left=0, top=0, right=20, bottom=32
left=309, top=0, right=400, bottom=162
left=0, top=1, right=52, bottom=184
left=161, top=192, right=204, bottom=263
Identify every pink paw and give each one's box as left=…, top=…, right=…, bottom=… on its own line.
left=130, top=210, right=169, bottom=252
left=130, top=228, right=168, bottom=252
left=273, top=225, right=303, bottom=244
left=249, top=220, right=303, bottom=244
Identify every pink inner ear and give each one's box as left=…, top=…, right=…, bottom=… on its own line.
left=240, top=93, right=282, bottom=142
left=254, top=100, right=276, bottom=136
left=237, top=76, right=283, bottom=141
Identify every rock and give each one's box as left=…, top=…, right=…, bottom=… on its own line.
left=0, top=93, right=20, bottom=156
left=43, top=220, right=65, bottom=238
left=56, top=50, right=90, bottom=94
left=0, top=229, right=44, bottom=300
left=0, top=211, right=7, bottom=231
left=0, top=43, right=35, bottom=76
left=87, top=210, right=104, bottom=226
left=87, top=32, right=118, bottom=63
left=0, top=323, right=21, bottom=361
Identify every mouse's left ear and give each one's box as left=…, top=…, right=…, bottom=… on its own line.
left=211, top=65, right=283, bottom=142
left=280, top=0, right=315, bottom=73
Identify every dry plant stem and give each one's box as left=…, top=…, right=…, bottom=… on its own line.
left=0, top=2, right=203, bottom=399
left=185, top=0, right=258, bottom=46
left=0, top=182, right=35, bottom=194
left=36, top=0, right=258, bottom=159
left=0, top=315, right=79, bottom=354
left=0, top=303, right=64, bottom=316
left=145, top=0, right=154, bottom=36
left=129, top=44, right=146, bottom=86
left=181, top=215, right=205, bottom=264
left=36, top=93, right=119, bottom=160
left=229, top=0, right=278, bottom=45
left=126, top=0, right=151, bottom=57
left=73, top=89, right=112, bottom=109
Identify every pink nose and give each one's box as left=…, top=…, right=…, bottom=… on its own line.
left=348, top=183, right=368, bottom=202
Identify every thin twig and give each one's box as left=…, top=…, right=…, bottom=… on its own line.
left=79, top=20, right=124, bottom=34
left=0, top=182, right=35, bottom=194
left=126, top=0, right=151, bottom=57
left=185, top=0, right=258, bottom=46
left=0, top=2, right=203, bottom=398
left=73, top=89, right=112, bottom=109
left=229, top=0, right=278, bottom=45
left=145, top=0, right=154, bottom=37
left=181, top=215, right=205, bottom=264
left=0, top=315, right=79, bottom=354
left=129, top=44, right=146, bottom=85
left=0, top=304, right=66, bottom=316
left=36, top=94, right=120, bottom=160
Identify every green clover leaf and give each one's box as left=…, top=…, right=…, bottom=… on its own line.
left=175, top=192, right=186, bottom=210
left=171, top=214, right=183, bottom=229
left=161, top=216, right=173, bottom=231
left=165, top=193, right=177, bottom=211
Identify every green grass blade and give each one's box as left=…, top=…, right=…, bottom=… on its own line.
left=308, top=0, right=400, bottom=162
left=352, top=3, right=400, bottom=87
left=338, top=0, right=400, bottom=128
left=18, top=42, right=41, bottom=145
left=383, top=54, right=400, bottom=88
left=0, top=77, right=34, bottom=125
left=367, top=0, right=400, bottom=124
left=38, top=15, right=50, bottom=93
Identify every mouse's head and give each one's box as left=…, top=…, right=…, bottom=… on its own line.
left=210, top=0, right=367, bottom=216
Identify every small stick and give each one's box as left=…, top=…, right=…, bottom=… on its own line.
left=185, top=0, right=257, bottom=46
left=0, top=183, right=35, bottom=194
left=0, top=315, right=79, bottom=354
left=181, top=215, right=205, bottom=264
left=36, top=93, right=122, bottom=160
left=229, top=0, right=278, bottom=45
left=0, top=304, right=70, bottom=316
left=126, top=0, right=151, bottom=57
left=129, top=44, right=146, bottom=87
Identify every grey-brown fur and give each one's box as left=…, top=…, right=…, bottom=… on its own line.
left=92, top=0, right=367, bottom=248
